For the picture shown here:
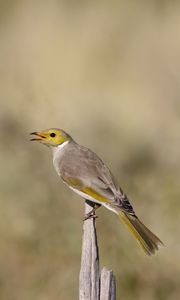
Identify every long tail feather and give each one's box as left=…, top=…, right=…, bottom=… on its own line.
left=119, top=212, right=164, bottom=255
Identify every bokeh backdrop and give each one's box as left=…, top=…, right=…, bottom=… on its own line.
left=0, top=1, right=180, bottom=299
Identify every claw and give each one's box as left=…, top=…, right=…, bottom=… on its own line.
left=83, top=213, right=98, bottom=221
left=83, top=202, right=101, bottom=221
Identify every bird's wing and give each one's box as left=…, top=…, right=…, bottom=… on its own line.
left=60, top=143, right=135, bottom=215
left=60, top=171, right=113, bottom=203
left=93, top=161, right=136, bottom=215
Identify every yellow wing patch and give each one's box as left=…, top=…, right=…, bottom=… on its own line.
left=61, top=175, right=83, bottom=189
left=62, top=175, right=110, bottom=203
left=81, top=187, right=110, bottom=203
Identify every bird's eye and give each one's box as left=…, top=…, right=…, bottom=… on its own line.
left=50, top=132, right=56, bottom=137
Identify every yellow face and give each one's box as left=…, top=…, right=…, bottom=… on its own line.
left=30, top=128, right=71, bottom=146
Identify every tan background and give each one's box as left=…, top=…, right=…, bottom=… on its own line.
left=0, top=1, right=180, bottom=299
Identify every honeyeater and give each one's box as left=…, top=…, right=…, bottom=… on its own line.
left=30, top=128, right=163, bottom=255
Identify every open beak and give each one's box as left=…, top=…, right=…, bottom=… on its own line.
left=30, top=132, right=46, bottom=141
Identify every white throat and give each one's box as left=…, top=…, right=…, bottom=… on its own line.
left=52, top=140, right=69, bottom=175
left=57, top=140, right=69, bottom=150
left=52, top=140, right=69, bottom=156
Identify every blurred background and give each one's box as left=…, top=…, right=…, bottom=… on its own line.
left=0, top=1, right=180, bottom=299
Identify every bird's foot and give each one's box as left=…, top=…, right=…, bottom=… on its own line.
left=83, top=209, right=98, bottom=221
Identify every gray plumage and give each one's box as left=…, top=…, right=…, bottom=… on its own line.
left=53, top=139, right=135, bottom=215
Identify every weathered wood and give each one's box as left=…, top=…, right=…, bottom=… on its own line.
left=79, top=201, right=100, bottom=300
left=79, top=201, right=116, bottom=300
left=100, top=267, right=116, bottom=300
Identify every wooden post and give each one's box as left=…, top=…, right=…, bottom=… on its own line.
left=100, top=267, right=116, bottom=300
left=79, top=201, right=116, bottom=300
left=79, top=201, right=100, bottom=300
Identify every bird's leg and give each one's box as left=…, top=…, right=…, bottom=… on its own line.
left=83, top=200, right=101, bottom=221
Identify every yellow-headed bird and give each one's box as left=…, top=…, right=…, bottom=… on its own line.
left=30, top=128, right=163, bottom=255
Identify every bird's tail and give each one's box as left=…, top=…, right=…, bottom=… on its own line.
left=118, top=212, right=164, bottom=255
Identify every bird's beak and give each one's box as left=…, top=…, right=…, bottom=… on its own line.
left=30, top=132, right=46, bottom=141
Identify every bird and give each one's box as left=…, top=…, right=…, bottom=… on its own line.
left=30, top=128, right=163, bottom=255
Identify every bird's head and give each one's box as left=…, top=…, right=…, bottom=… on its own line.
left=30, top=128, right=71, bottom=147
